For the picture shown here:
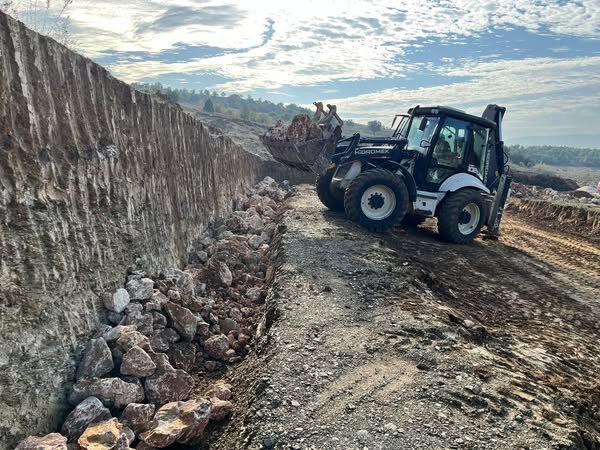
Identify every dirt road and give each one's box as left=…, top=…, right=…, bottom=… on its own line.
left=211, top=186, right=600, bottom=450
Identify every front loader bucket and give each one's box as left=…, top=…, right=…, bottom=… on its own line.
left=260, top=109, right=342, bottom=174
left=260, top=135, right=338, bottom=173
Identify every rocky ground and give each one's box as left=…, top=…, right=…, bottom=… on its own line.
left=511, top=182, right=600, bottom=206
left=15, top=177, right=291, bottom=450
left=14, top=182, right=600, bottom=450
left=210, top=186, right=599, bottom=450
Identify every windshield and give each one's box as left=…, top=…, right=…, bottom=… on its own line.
left=406, top=116, right=440, bottom=153
left=392, top=115, right=409, bottom=138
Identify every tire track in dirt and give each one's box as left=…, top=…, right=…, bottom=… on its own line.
left=382, top=211, right=600, bottom=447
left=501, top=217, right=600, bottom=293
left=215, top=190, right=599, bottom=449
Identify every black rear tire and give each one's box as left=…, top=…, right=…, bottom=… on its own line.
left=437, top=189, right=486, bottom=244
left=316, top=168, right=344, bottom=211
left=344, top=168, right=409, bottom=232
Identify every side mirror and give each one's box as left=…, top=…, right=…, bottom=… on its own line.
left=420, top=139, right=431, bottom=148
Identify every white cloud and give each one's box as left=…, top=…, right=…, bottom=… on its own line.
left=325, top=56, right=600, bottom=140
left=61, top=0, right=600, bottom=91
left=11, top=0, right=598, bottom=141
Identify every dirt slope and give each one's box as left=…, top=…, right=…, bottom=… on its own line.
left=185, top=109, right=272, bottom=160
left=210, top=186, right=600, bottom=450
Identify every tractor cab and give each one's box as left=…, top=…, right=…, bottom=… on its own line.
left=399, top=106, right=503, bottom=193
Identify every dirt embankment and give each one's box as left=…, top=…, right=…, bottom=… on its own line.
left=511, top=168, right=579, bottom=191
left=507, top=198, right=600, bottom=238
left=210, top=186, right=600, bottom=450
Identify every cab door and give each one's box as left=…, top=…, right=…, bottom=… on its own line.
left=423, top=117, right=490, bottom=190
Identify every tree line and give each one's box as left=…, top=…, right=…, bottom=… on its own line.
left=132, top=82, right=313, bottom=125
left=507, top=144, right=600, bottom=168
left=132, top=82, right=391, bottom=135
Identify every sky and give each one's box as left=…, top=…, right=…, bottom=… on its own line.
left=17, top=0, right=600, bottom=146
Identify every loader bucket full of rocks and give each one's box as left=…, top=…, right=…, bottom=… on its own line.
left=260, top=102, right=343, bottom=174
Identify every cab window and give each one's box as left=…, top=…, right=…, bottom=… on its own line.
left=406, top=116, right=440, bottom=153
left=426, top=117, right=491, bottom=184
left=470, top=125, right=490, bottom=180
left=432, top=117, right=470, bottom=169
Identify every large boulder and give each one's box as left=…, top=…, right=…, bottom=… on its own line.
left=121, top=345, right=157, bottom=377
left=149, top=328, right=180, bottom=352
left=244, top=214, right=265, bottom=234
left=126, top=278, right=155, bottom=301
left=116, top=329, right=152, bottom=352
left=167, top=343, right=196, bottom=372
left=104, top=288, right=130, bottom=313
left=61, top=396, right=112, bottom=442
left=121, top=403, right=156, bottom=434
left=140, top=399, right=211, bottom=447
left=204, top=380, right=232, bottom=401
left=143, top=366, right=194, bottom=405
left=152, top=312, right=167, bottom=329
left=125, top=311, right=154, bottom=336
left=164, top=302, right=197, bottom=341
left=220, top=318, right=239, bottom=334
left=145, top=291, right=169, bottom=312
left=15, top=433, right=67, bottom=450
left=203, top=334, right=230, bottom=360
left=76, top=338, right=114, bottom=380
left=103, top=325, right=138, bottom=343
left=70, top=378, right=145, bottom=409
left=176, top=271, right=195, bottom=298
left=78, top=418, right=130, bottom=450
left=209, top=397, right=233, bottom=422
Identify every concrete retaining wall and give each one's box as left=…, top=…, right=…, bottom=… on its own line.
left=0, top=11, right=302, bottom=447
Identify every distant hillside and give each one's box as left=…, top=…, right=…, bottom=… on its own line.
left=132, top=82, right=390, bottom=136
left=132, top=82, right=311, bottom=125
left=507, top=145, right=600, bottom=168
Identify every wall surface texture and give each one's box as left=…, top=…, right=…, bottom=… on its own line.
left=0, top=11, right=304, bottom=447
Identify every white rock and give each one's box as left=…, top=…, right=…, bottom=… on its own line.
left=384, top=423, right=397, bottom=432
left=219, top=263, right=233, bottom=287
left=104, top=288, right=130, bottom=313
left=126, top=278, right=155, bottom=301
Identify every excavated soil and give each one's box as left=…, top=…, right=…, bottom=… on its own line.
left=208, top=185, right=599, bottom=450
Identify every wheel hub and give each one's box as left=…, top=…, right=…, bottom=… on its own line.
left=458, top=210, right=472, bottom=224
left=368, top=192, right=385, bottom=210
left=457, top=203, right=481, bottom=235
left=360, top=185, right=397, bottom=220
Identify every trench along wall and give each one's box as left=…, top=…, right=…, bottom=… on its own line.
left=0, top=11, right=304, bottom=447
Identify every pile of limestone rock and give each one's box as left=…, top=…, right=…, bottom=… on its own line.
left=511, top=182, right=600, bottom=205
left=15, top=177, right=290, bottom=450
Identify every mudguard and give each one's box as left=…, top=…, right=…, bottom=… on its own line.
left=439, top=173, right=490, bottom=194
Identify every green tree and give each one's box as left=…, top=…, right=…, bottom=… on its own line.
left=368, top=120, right=383, bottom=136
left=240, top=104, right=251, bottom=120
left=203, top=98, right=215, bottom=113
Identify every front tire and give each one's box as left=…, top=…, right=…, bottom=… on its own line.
left=437, top=189, right=486, bottom=244
left=344, top=168, right=409, bottom=232
left=316, top=168, right=344, bottom=211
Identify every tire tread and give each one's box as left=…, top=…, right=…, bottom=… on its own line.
left=437, top=189, right=486, bottom=244
left=344, top=168, right=409, bottom=232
